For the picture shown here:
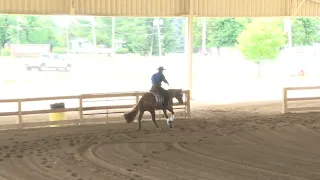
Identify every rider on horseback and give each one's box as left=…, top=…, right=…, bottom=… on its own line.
left=151, top=66, right=170, bottom=107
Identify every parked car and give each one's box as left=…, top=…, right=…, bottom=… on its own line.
left=25, top=53, right=72, bottom=72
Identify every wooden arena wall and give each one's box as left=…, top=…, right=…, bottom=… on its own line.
left=0, top=90, right=191, bottom=130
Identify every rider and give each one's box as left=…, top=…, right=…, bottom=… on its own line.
left=151, top=66, right=169, bottom=107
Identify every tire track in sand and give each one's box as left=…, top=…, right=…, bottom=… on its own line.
left=81, top=143, right=154, bottom=180
left=173, top=142, right=314, bottom=180
left=234, top=126, right=320, bottom=156
left=117, top=142, right=229, bottom=180
left=231, top=128, right=320, bottom=163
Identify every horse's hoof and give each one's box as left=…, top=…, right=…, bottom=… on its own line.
left=168, top=121, right=173, bottom=128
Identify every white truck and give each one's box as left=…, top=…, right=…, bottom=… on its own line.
left=25, top=53, right=72, bottom=72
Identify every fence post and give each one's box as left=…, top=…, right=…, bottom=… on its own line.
left=79, top=96, right=83, bottom=123
left=18, top=101, right=23, bottom=129
left=135, top=94, right=139, bottom=104
left=282, top=88, right=287, bottom=114
left=186, top=90, right=191, bottom=119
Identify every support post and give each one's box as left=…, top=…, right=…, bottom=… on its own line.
left=186, top=90, right=191, bottom=119
left=135, top=94, right=139, bottom=104
left=282, top=88, right=288, bottom=114
left=92, top=17, right=97, bottom=53
left=112, top=17, right=116, bottom=52
left=202, top=17, right=207, bottom=52
left=18, top=101, right=23, bottom=128
left=187, top=0, right=194, bottom=99
left=157, top=18, right=162, bottom=57
left=284, top=17, right=292, bottom=48
left=79, top=96, right=83, bottom=123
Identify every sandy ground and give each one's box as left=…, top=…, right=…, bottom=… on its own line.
left=0, top=100, right=320, bottom=180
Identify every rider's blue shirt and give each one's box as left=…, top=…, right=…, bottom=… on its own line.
left=151, top=72, right=167, bottom=86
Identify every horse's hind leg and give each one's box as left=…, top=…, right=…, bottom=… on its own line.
left=138, top=111, right=144, bottom=130
left=150, top=110, right=160, bottom=129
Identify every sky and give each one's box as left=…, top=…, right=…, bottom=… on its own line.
left=51, top=15, right=94, bottom=27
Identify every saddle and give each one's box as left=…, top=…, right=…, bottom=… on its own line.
left=150, top=90, right=164, bottom=109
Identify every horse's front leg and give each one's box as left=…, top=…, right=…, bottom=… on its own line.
left=166, top=106, right=175, bottom=122
left=162, top=108, right=171, bottom=127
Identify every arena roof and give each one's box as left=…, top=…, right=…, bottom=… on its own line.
left=1, top=0, right=320, bottom=17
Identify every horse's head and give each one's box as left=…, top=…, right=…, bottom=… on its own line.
left=168, top=89, right=184, bottom=105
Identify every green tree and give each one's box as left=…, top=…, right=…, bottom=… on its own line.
left=192, top=18, right=217, bottom=48
left=292, top=17, right=320, bottom=46
left=0, top=15, right=16, bottom=49
left=115, top=18, right=151, bottom=55
left=193, top=18, right=250, bottom=48
left=210, top=18, right=250, bottom=47
left=205, top=18, right=218, bottom=47
left=237, top=19, right=286, bottom=76
left=152, top=18, right=181, bottom=55
left=69, top=17, right=93, bottom=43
left=171, top=18, right=185, bottom=52
left=192, top=18, right=202, bottom=47
left=16, top=16, right=60, bottom=51
left=67, top=17, right=183, bottom=55
left=95, top=17, right=112, bottom=47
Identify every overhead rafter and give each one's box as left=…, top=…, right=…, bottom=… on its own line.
left=291, top=0, right=320, bottom=16
left=311, top=0, right=320, bottom=4
left=294, top=0, right=308, bottom=16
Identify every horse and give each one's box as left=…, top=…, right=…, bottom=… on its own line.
left=123, top=89, right=184, bottom=130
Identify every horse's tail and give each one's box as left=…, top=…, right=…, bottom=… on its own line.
left=123, top=98, right=143, bottom=124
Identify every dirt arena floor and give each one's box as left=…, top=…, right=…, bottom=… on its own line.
left=0, top=100, right=320, bottom=180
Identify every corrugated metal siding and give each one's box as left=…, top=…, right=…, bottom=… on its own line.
left=0, top=0, right=69, bottom=15
left=193, top=0, right=291, bottom=17
left=293, top=0, right=320, bottom=16
left=72, top=0, right=189, bottom=16
left=1, top=0, right=320, bottom=17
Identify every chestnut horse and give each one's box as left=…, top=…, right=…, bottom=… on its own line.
left=123, top=89, right=184, bottom=130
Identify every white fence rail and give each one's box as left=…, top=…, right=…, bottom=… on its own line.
left=282, top=86, right=320, bottom=113
left=0, top=90, right=191, bottom=130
